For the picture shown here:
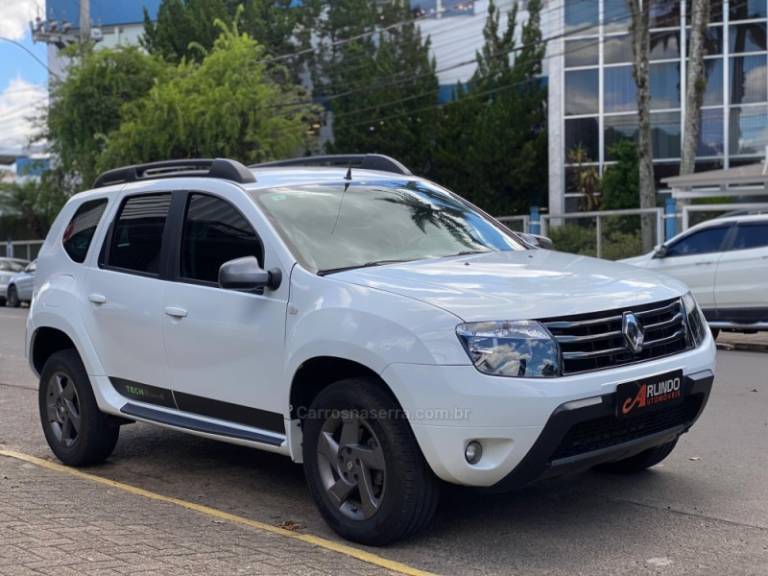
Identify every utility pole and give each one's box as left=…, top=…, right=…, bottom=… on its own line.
left=79, top=0, right=91, bottom=45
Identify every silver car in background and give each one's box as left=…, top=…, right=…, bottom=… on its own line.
left=5, top=260, right=36, bottom=307
left=0, top=258, right=28, bottom=306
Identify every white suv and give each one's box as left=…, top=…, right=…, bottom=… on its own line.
left=27, top=156, right=716, bottom=545
left=622, top=214, right=768, bottom=336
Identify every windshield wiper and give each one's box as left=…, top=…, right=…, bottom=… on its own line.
left=318, top=259, right=414, bottom=276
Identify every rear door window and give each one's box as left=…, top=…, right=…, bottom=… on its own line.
left=730, top=222, right=768, bottom=250
left=63, top=199, right=108, bottom=263
left=105, top=194, right=172, bottom=275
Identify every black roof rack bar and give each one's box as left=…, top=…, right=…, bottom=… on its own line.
left=250, top=154, right=412, bottom=176
left=93, top=158, right=256, bottom=189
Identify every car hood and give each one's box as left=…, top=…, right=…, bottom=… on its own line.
left=618, top=252, right=654, bottom=266
left=332, top=250, right=687, bottom=322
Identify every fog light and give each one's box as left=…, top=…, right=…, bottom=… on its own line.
left=465, top=441, right=483, bottom=464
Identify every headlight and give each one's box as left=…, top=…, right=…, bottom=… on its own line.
left=456, top=321, right=560, bottom=377
left=682, top=292, right=707, bottom=347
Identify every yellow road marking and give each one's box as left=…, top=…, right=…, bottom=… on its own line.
left=0, top=449, right=439, bottom=576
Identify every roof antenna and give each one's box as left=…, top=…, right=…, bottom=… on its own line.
left=345, top=166, right=352, bottom=181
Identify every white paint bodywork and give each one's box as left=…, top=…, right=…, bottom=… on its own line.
left=27, top=169, right=716, bottom=486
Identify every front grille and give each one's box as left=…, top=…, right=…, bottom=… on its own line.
left=552, top=396, right=703, bottom=460
left=542, top=298, right=690, bottom=375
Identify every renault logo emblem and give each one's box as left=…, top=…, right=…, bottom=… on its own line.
left=622, top=312, right=645, bottom=353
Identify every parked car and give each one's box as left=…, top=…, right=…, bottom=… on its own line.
left=5, top=260, right=37, bottom=307
left=0, top=257, right=28, bottom=306
left=27, top=156, right=715, bottom=545
left=621, top=214, right=768, bottom=337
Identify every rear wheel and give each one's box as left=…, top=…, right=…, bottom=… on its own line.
left=6, top=285, right=19, bottom=308
left=302, top=378, right=439, bottom=545
left=39, top=350, right=119, bottom=466
left=594, top=439, right=678, bottom=474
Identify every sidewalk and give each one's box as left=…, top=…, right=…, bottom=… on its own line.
left=717, top=331, right=768, bottom=351
left=0, top=455, right=397, bottom=576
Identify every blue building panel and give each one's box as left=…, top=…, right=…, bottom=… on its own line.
left=47, top=0, right=161, bottom=28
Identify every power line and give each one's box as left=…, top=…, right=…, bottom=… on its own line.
left=0, top=37, right=60, bottom=80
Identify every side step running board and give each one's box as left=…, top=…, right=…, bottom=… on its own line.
left=121, top=403, right=284, bottom=446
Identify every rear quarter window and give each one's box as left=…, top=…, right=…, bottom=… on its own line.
left=63, top=199, right=109, bottom=263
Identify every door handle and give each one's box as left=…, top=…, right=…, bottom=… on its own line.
left=695, top=261, right=714, bottom=266
left=164, top=306, right=188, bottom=319
left=88, top=293, right=107, bottom=305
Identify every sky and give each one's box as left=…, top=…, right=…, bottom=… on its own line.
left=0, top=0, right=49, bottom=152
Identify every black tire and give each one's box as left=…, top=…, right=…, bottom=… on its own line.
left=594, top=439, right=678, bottom=474
left=6, top=286, right=19, bottom=308
left=302, top=378, right=439, bottom=545
left=38, top=349, right=120, bottom=467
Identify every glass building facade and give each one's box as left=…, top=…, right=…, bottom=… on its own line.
left=550, top=0, right=768, bottom=213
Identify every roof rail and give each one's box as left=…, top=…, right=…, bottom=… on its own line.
left=250, top=154, right=412, bottom=176
left=93, top=158, right=256, bottom=189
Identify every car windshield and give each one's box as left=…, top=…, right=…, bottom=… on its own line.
left=0, top=260, right=25, bottom=272
left=252, top=180, right=524, bottom=273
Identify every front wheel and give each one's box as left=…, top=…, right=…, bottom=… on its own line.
left=302, top=378, right=439, bottom=545
left=594, top=439, right=678, bottom=474
left=39, top=349, right=120, bottom=466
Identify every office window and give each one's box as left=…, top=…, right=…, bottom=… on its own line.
left=604, top=114, right=639, bottom=159
left=410, top=0, right=438, bottom=16
left=652, top=112, right=681, bottom=158
left=442, top=0, right=475, bottom=16
left=565, top=69, right=599, bottom=115
left=565, top=0, right=598, bottom=35
left=730, top=0, right=766, bottom=21
left=703, top=59, right=724, bottom=106
left=604, top=0, right=631, bottom=32
left=653, top=162, right=681, bottom=191
left=604, top=34, right=633, bottom=64
left=566, top=117, right=599, bottom=161
left=604, top=66, right=636, bottom=112
left=650, top=62, right=681, bottom=109
left=698, top=109, right=725, bottom=156
left=729, top=105, right=768, bottom=155
left=730, top=55, right=768, bottom=105
left=565, top=39, right=599, bottom=67
left=650, top=0, right=680, bottom=28
left=730, top=23, right=767, bottom=54
left=650, top=31, right=680, bottom=60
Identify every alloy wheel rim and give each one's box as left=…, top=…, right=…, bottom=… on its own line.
left=317, top=414, right=386, bottom=520
left=46, top=371, right=81, bottom=448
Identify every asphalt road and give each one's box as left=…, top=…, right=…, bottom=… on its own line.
left=1, top=307, right=767, bottom=576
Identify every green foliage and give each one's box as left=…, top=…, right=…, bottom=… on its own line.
left=430, top=0, right=548, bottom=215
left=0, top=171, right=71, bottom=238
left=315, top=0, right=439, bottom=175
left=46, top=46, right=166, bottom=187
left=142, top=0, right=308, bottom=71
left=548, top=224, right=596, bottom=256
left=602, top=141, right=640, bottom=210
left=98, top=21, right=317, bottom=171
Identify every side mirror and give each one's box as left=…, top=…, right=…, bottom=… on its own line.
left=653, top=245, right=668, bottom=259
left=218, top=256, right=282, bottom=292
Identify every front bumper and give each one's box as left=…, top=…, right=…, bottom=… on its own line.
left=381, top=330, right=716, bottom=486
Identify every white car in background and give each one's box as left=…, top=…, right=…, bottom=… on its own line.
left=5, top=260, right=37, bottom=307
left=621, top=214, right=768, bottom=336
left=0, top=257, right=29, bottom=306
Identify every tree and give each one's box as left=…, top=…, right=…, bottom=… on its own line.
left=627, top=0, right=655, bottom=252
left=45, top=46, right=166, bottom=187
left=431, top=0, right=548, bottom=215
left=0, top=171, right=71, bottom=239
left=98, top=19, right=317, bottom=170
left=681, top=0, right=712, bottom=176
left=315, top=0, right=439, bottom=175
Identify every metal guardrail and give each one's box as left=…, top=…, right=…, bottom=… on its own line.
left=681, top=202, right=768, bottom=230
left=496, top=215, right=530, bottom=233
left=1, top=240, right=44, bottom=261
left=539, top=208, right=664, bottom=259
